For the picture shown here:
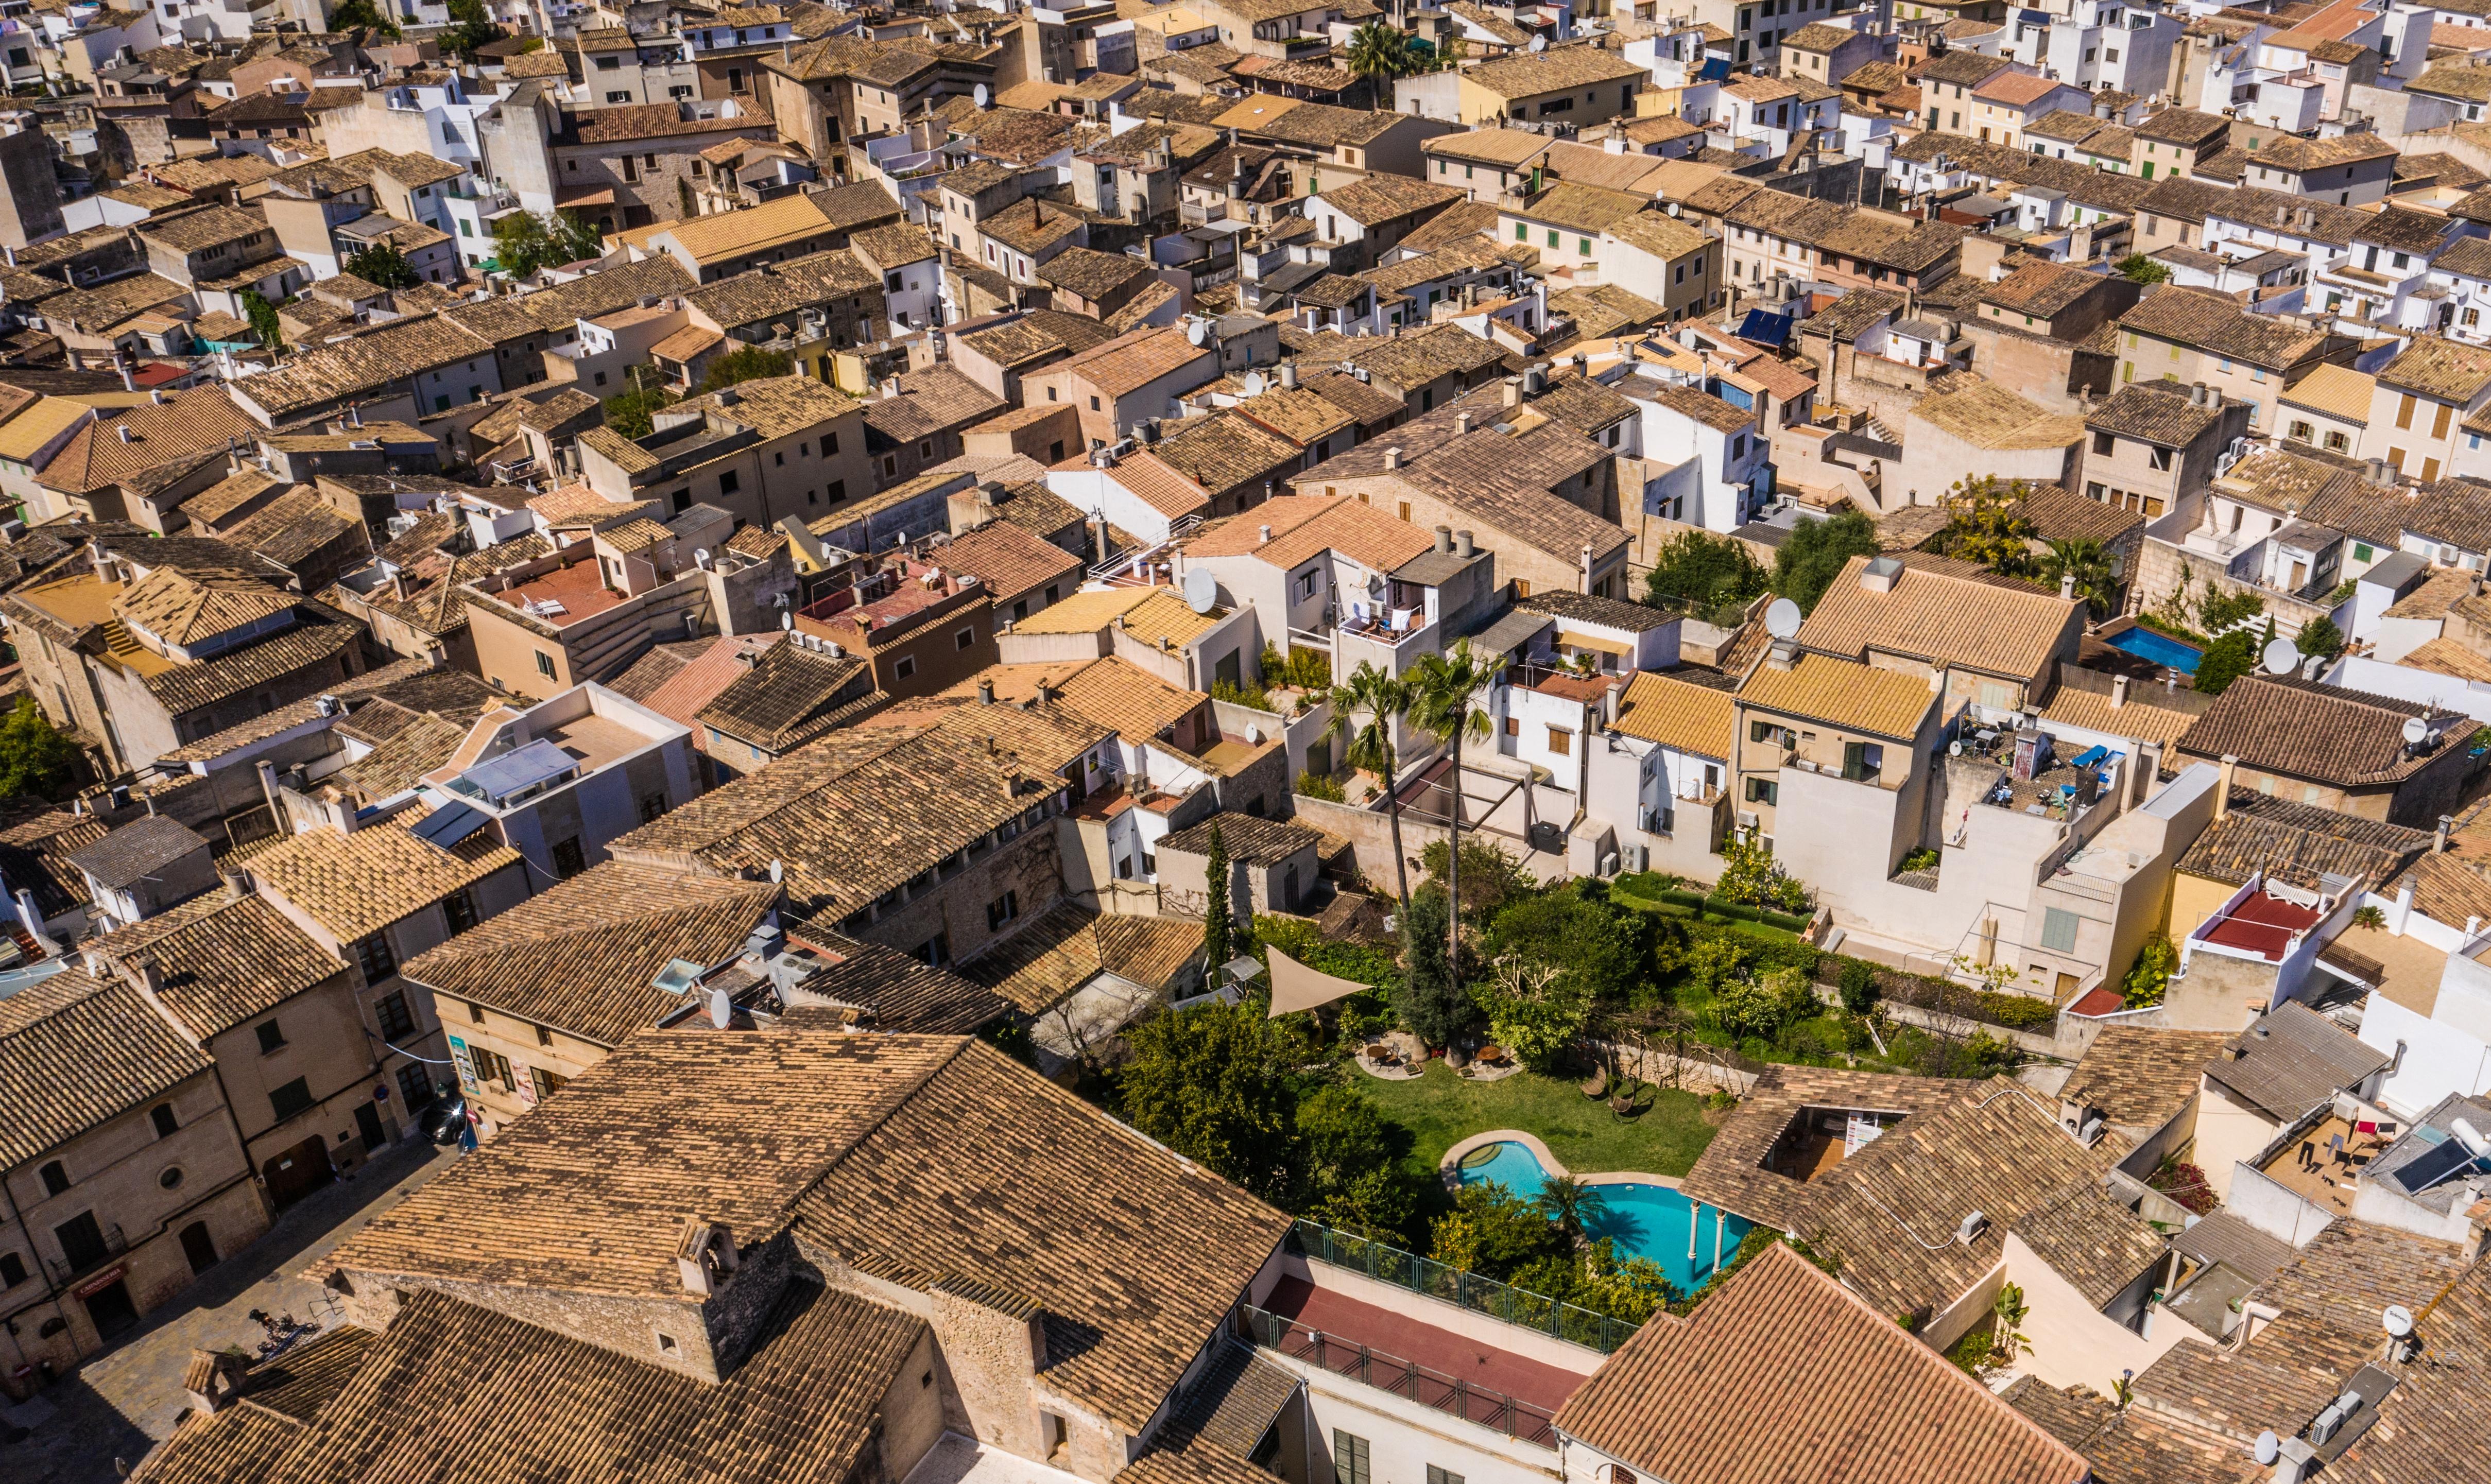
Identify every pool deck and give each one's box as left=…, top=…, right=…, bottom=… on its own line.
left=1263, top=1275, right=1586, bottom=1413
left=1440, top=1128, right=1684, bottom=1190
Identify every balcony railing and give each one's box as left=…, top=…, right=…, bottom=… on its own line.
left=1292, top=1218, right=1642, bottom=1353
left=1236, top=1303, right=1559, bottom=1448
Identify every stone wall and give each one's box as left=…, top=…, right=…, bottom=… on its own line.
left=1285, top=793, right=1450, bottom=898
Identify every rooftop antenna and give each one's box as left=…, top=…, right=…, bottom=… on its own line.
left=1764, top=597, right=1802, bottom=640
left=1182, top=566, right=1218, bottom=615
left=2261, top=636, right=2299, bottom=675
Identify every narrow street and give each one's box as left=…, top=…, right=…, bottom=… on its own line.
left=0, top=1137, right=456, bottom=1484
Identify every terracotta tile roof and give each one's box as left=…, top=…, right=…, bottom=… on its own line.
left=2001, top=1377, right=2263, bottom=1484
left=142, top=611, right=362, bottom=716
left=2376, top=333, right=2491, bottom=402
left=683, top=246, right=880, bottom=333
left=2279, top=362, right=2375, bottom=422
left=1557, top=1243, right=2089, bottom=1484
left=1036, top=244, right=1152, bottom=301
left=2396, top=634, right=2491, bottom=682
left=1229, top=385, right=1357, bottom=446
left=789, top=1037, right=1289, bottom=1431
left=1148, top=409, right=1302, bottom=499
left=957, top=899, right=1204, bottom=1011
left=64, top=813, right=207, bottom=891
left=109, top=565, right=293, bottom=648
left=940, top=519, right=1083, bottom=605
left=2253, top=131, right=2397, bottom=171
left=89, top=890, right=344, bottom=1039
left=400, top=861, right=778, bottom=1045
left=1737, top=651, right=1934, bottom=740
left=40, top=386, right=261, bottom=496
left=1185, top=493, right=1430, bottom=572
left=2035, top=680, right=2202, bottom=749
left=2133, top=1219, right=2471, bottom=1441
left=2088, top=380, right=2229, bottom=446
left=955, top=308, right=1120, bottom=370
left=2177, top=792, right=2431, bottom=892
left=696, top=643, right=884, bottom=753
left=1314, top=172, right=1465, bottom=227
left=0, top=802, right=105, bottom=919
left=1911, top=375, right=2085, bottom=451
left=1610, top=671, right=1734, bottom=757
left=1048, top=324, right=1215, bottom=398
left=247, top=816, right=522, bottom=943
left=2067, top=1026, right=2231, bottom=1131
left=1159, top=810, right=1319, bottom=862
left=2012, top=1178, right=2171, bottom=1309
left=777, top=926, right=1009, bottom=1033
left=260, top=1279, right=919, bottom=1484
left=1798, top=554, right=2080, bottom=683
left=2175, top=675, right=2467, bottom=787
left=1462, top=45, right=1645, bottom=99
left=2333, top=1245, right=2491, bottom=1482
left=1300, top=369, right=1405, bottom=427
left=0, top=968, right=213, bottom=1167
left=233, top=315, right=496, bottom=420
left=2117, top=286, right=2332, bottom=369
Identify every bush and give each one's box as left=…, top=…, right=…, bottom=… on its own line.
left=2198, top=587, right=2266, bottom=633
left=1714, top=837, right=1810, bottom=913
left=1773, top=509, right=1883, bottom=615
left=2124, top=934, right=2177, bottom=1009
left=1296, top=769, right=1345, bottom=802
left=2193, top=630, right=2257, bottom=695
left=1897, top=847, right=1939, bottom=873
left=1837, top=958, right=1879, bottom=1015
left=1643, top=529, right=1768, bottom=613
left=1711, top=965, right=1815, bottom=1041
left=1974, top=992, right=2058, bottom=1030
left=2296, top=614, right=2344, bottom=661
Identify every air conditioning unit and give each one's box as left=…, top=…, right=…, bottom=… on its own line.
left=1955, top=1210, right=1988, bottom=1243
left=1625, top=843, right=1647, bottom=872
left=1736, top=810, right=1759, bottom=830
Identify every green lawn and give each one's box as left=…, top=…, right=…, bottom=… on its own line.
left=1353, top=1063, right=1720, bottom=1183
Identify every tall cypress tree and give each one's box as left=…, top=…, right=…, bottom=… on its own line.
left=1202, top=822, right=1233, bottom=975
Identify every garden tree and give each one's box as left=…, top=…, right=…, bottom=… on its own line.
left=2296, top=614, right=2345, bottom=660
left=240, top=289, right=283, bottom=352
left=697, top=345, right=794, bottom=392
left=1428, top=1180, right=1569, bottom=1279
left=2196, top=585, right=2264, bottom=633
left=1419, top=837, right=1531, bottom=920
left=1934, top=474, right=2036, bottom=571
left=1712, top=835, right=1808, bottom=912
left=1837, top=957, right=1879, bottom=1014
left=1482, top=882, right=1651, bottom=1019
left=2114, top=253, right=2171, bottom=284
left=2193, top=629, right=2257, bottom=694
left=1343, top=20, right=1413, bottom=79
left=1294, top=1084, right=1413, bottom=1235
left=342, top=242, right=420, bottom=289
left=1409, top=640, right=1494, bottom=966
left=1201, top=821, right=1234, bottom=973
left=2039, top=537, right=2118, bottom=617
left=1116, top=997, right=1315, bottom=1204
left=2122, top=934, right=2177, bottom=1008
left=1557, top=1245, right=1676, bottom=1323
left=1324, top=660, right=1418, bottom=910
left=491, top=209, right=605, bottom=279
left=0, top=697, right=78, bottom=800
left=1710, top=964, right=1814, bottom=1041
left=1773, top=508, right=1882, bottom=613
left=1642, top=528, right=1767, bottom=615
left=602, top=368, right=677, bottom=439
left=442, top=0, right=505, bottom=59
left=328, top=0, right=400, bottom=34
left=1991, top=1282, right=2031, bottom=1364
left=1472, top=954, right=1596, bottom=1071
left=1395, top=887, right=1471, bottom=1044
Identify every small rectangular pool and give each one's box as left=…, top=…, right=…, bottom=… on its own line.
left=2103, top=626, right=2203, bottom=675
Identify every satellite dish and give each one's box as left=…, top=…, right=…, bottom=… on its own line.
left=2404, top=715, right=2432, bottom=746
left=2384, top=1305, right=2416, bottom=1338
left=1528, top=34, right=1547, bottom=51
left=2262, top=636, right=2299, bottom=675
left=1764, top=597, right=1802, bottom=640
left=1182, top=567, right=1218, bottom=614
left=1240, top=370, right=1267, bottom=395
left=2255, top=1431, right=2281, bottom=1466
left=973, top=83, right=989, bottom=108
left=1187, top=317, right=1208, bottom=346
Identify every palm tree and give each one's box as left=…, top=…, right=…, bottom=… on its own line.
left=2041, top=538, right=2119, bottom=618
left=1344, top=21, right=1411, bottom=81
left=1536, top=1175, right=1594, bottom=1254
left=1325, top=662, right=1419, bottom=913
left=1408, top=641, right=1497, bottom=969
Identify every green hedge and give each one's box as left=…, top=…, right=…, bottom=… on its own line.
left=1614, top=874, right=1813, bottom=931
left=1975, top=991, right=2060, bottom=1030
left=1814, top=954, right=2062, bottom=1032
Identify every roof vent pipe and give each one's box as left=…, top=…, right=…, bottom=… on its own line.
left=1454, top=529, right=1474, bottom=557
left=1434, top=524, right=1452, bottom=554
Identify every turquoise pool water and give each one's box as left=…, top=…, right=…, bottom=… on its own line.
left=1454, top=1141, right=1751, bottom=1292
left=2102, top=626, right=2203, bottom=675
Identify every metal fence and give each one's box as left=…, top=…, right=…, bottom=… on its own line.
left=1291, top=1219, right=1641, bottom=1354
left=1235, top=1304, right=1559, bottom=1449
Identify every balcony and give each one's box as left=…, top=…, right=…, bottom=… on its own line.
left=1238, top=1302, right=1561, bottom=1446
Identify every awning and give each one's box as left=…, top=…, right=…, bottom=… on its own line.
left=1559, top=631, right=1633, bottom=657
left=1267, top=945, right=1371, bottom=1017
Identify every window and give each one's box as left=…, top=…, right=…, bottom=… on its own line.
left=536, top=650, right=557, bottom=679
left=1427, top=1469, right=1465, bottom=1484
left=2148, top=446, right=2172, bottom=472
left=955, top=626, right=976, bottom=650
left=550, top=837, right=588, bottom=879
left=470, top=1045, right=513, bottom=1091
left=443, top=887, right=478, bottom=935
left=396, top=1063, right=437, bottom=1112
left=1547, top=726, right=1572, bottom=755
left=0, top=1252, right=25, bottom=1288
left=54, top=1210, right=107, bottom=1270
left=268, top=1077, right=313, bottom=1121
left=718, top=470, right=739, bottom=495
left=470, top=1000, right=486, bottom=1023
left=2091, top=429, right=2115, bottom=457
left=160, top=1166, right=183, bottom=1189
left=640, top=791, right=669, bottom=824
left=354, top=931, right=396, bottom=983
left=1745, top=777, right=1779, bottom=805
left=2289, top=420, right=2314, bottom=442
left=536, top=1068, right=570, bottom=1098
left=256, top=1018, right=287, bottom=1055
left=376, top=991, right=416, bottom=1041
left=1333, top=1432, right=1370, bottom=1484
left=40, top=1160, right=68, bottom=1197
left=2040, top=906, right=2080, bottom=953
left=1090, top=395, right=1102, bottom=411
left=151, top=1103, right=178, bottom=1138
left=988, top=891, right=1020, bottom=930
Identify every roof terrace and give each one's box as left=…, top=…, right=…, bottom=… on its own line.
left=480, top=555, right=627, bottom=627
left=2196, top=884, right=2325, bottom=963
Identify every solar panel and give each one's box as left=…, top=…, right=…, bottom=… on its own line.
left=458, top=738, right=579, bottom=805
left=409, top=801, right=490, bottom=850
left=2388, top=1137, right=2480, bottom=1196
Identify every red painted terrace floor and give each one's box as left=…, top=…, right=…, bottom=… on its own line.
left=2201, top=890, right=2323, bottom=962
left=1261, top=1275, right=1585, bottom=1414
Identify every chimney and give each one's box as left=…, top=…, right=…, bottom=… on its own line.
left=220, top=870, right=250, bottom=902
left=1455, top=411, right=1473, bottom=435
left=2217, top=754, right=2238, bottom=820
left=2438, top=815, right=2454, bottom=853
left=1258, top=524, right=1273, bottom=541
left=978, top=679, right=996, bottom=705
left=182, top=1350, right=248, bottom=1415
left=1383, top=446, right=1403, bottom=470
left=2061, top=571, right=2076, bottom=600
left=1434, top=524, right=1452, bottom=553
left=2111, top=674, right=2128, bottom=709
left=115, top=355, right=134, bottom=392
left=2367, top=457, right=2393, bottom=485
left=116, top=426, right=135, bottom=443
left=1454, top=529, right=1474, bottom=557
left=1280, top=363, right=1299, bottom=389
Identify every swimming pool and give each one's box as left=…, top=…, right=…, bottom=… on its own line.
left=2102, top=626, right=2203, bottom=675
left=1454, top=1141, right=1751, bottom=1293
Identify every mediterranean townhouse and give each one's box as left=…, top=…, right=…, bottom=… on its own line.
left=1436, top=45, right=1648, bottom=128
left=1918, top=46, right=2028, bottom=137
left=577, top=373, right=875, bottom=529
left=1292, top=396, right=1633, bottom=600
left=764, top=35, right=997, bottom=164
left=675, top=245, right=891, bottom=387
left=2364, top=335, right=2491, bottom=485
left=240, top=821, right=533, bottom=1135
left=0, top=968, right=270, bottom=1393
left=2112, top=284, right=2363, bottom=437
left=607, top=697, right=1115, bottom=971
left=1796, top=553, right=2087, bottom=726
left=620, top=179, right=909, bottom=284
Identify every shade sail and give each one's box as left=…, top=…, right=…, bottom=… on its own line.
left=1267, top=944, right=1371, bottom=1017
